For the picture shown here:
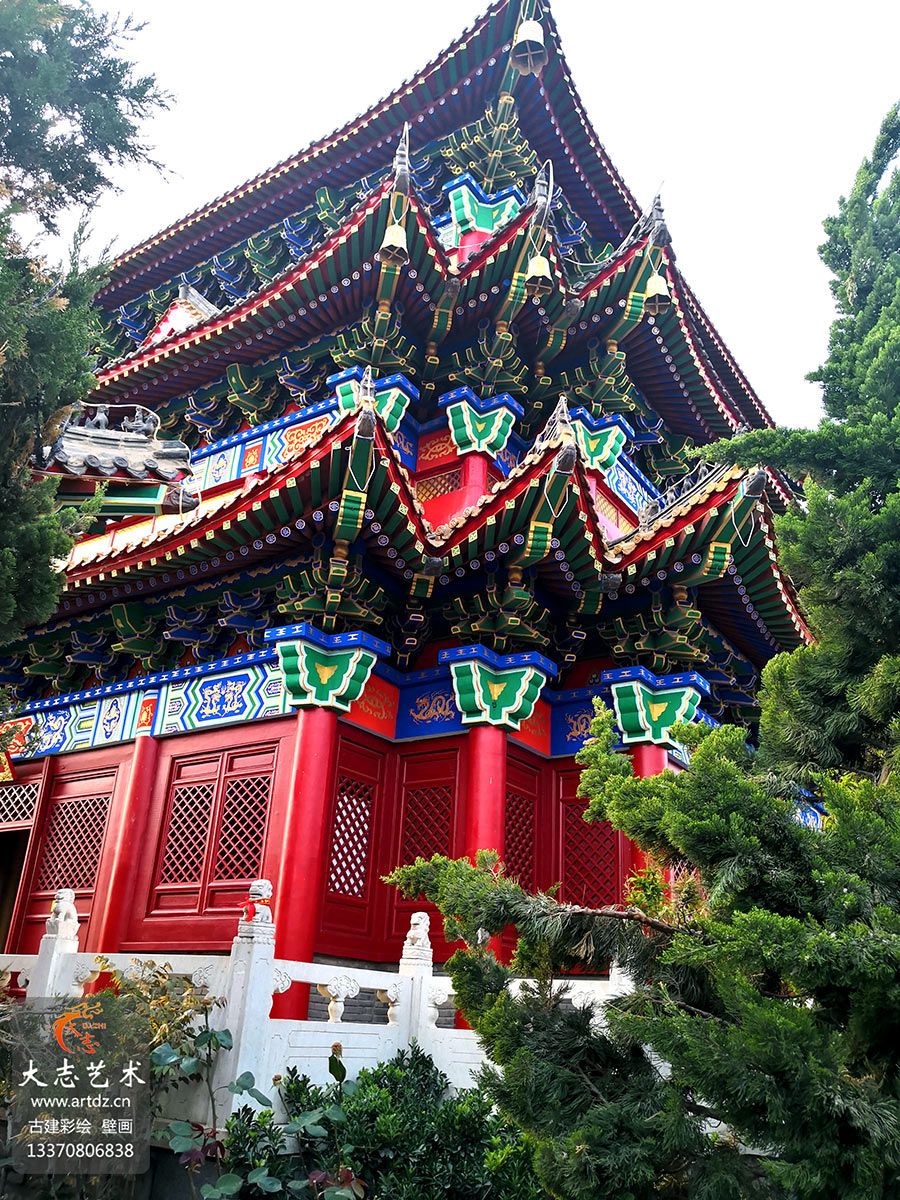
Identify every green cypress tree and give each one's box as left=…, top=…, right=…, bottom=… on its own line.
left=0, top=0, right=167, bottom=646
left=718, top=102, right=900, bottom=781
left=390, top=707, right=900, bottom=1199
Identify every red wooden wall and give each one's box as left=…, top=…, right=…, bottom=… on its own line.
left=2, top=717, right=629, bottom=963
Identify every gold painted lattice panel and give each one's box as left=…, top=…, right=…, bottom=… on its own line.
left=416, top=469, right=462, bottom=503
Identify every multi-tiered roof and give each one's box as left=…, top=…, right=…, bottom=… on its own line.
left=5, top=0, right=809, bottom=735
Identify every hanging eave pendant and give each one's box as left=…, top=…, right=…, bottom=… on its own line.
left=510, top=18, right=549, bottom=76
left=379, top=223, right=409, bottom=266
left=643, top=271, right=672, bottom=316
left=524, top=253, right=553, bottom=298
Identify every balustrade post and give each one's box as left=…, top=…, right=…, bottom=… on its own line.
left=211, top=880, right=276, bottom=1115
left=398, top=910, right=436, bottom=1047
left=265, top=623, right=389, bottom=1019
left=26, top=888, right=82, bottom=998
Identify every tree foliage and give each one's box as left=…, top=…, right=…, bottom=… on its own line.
left=390, top=706, right=900, bottom=1199
left=0, top=0, right=166, bottom=227
left=0, top=0, right=166, bottom=647
left=717, top=102, right=900, bottom=780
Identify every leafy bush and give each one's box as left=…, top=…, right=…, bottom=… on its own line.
left=223, top=1044, right=546, bottom=1199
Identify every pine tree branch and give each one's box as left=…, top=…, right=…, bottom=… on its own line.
left=559, top=901, right=696, bottom=937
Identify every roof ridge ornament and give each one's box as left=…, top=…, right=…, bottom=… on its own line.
left=392, top=121, right=411, bottom=197
left=356, top=365, right=377, bottom=410
left=379, top=124, right=412, bottom=266
left=647, top=192, right=670, bottom=249
left=533, top=393, right=575, bottom=456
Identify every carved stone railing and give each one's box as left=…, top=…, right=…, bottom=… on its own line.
left=0, top=889, right=623, bottom=1110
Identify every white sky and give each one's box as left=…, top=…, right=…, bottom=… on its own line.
left=44, top=0, right=900, bottom=430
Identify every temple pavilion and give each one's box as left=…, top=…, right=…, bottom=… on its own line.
left=0, top=0, right=809, bottom=977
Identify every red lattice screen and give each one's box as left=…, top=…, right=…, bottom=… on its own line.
left=327, top=775, right=374, bottom=898
left=0, top=781, right=39, bottom=828
left=158, top=782, right=215, bottom=884
left=35, top=794, right=110, bottom=892
left=505, top=790, right=535, bottom=890
left=213, top=776, right=269, bottom=882
left=561, top=804, right=618, bottom=906
left=400, top=785, right=452, bottom=862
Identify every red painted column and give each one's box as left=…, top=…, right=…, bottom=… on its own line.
left=630, top=742, right=668, bottom=779
left=462, top=722, right=508, bottom=861
left=271, top=705, right=339, bottom=1019
left=90, top=732, right=160, bottom=951
left=458, top=452, right=490, bottom=513
left=627, top=743, right=669, bottom=879
left=458, top=722, right=508, bottom=997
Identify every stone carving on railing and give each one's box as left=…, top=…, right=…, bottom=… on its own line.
left=45, top=888, right=79, bottom=941
left=317, top=975, right=361, bottom=1023
left=425, top=984, right=451, bottom=1028
left=236, top=879, right=274, bottom=945
left=376, top=982, right=402, bottom=1026
left=72, top=961, right=101, bottom=991
left=272, top=967, right=292, bottom=995
left=400, top=911, right=432, bottom=968
left=191, top=964, right=217, bottom=990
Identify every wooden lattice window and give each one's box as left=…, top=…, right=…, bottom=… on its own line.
left=416, top=468, right=462, bottom=503
left=561, top=804, right=618, bottom=906
left=327, top=775, right=375, bottom=898
left=158, top=782, right=215, bottom=884
left=504, top=789, right=535, bottom=891
left=152, top=746, right=274, bottom=913
left=0, top=781, right=40, bottom=828
left=213, top=776, right=269, bottom=882
left=400, top=784, right=452, bottom=862
left=35, top=793, right=111, bottom=893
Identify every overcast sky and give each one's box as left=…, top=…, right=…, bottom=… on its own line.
left=47, top=0, right=900, bottom=430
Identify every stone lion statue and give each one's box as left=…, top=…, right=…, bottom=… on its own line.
left=46, top=888, right=79, bottom=940
left=236, top=879, right=274, bottom=943
left=401, top=911, right=432, bottom=963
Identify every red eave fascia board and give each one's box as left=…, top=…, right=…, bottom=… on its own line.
left=454, top=205, right=535, bottom=279
left=575, top=238, right=647, bottom=301
left=371, top=425, right=432, bottom=547
left=572, top=462, right=610, bottom=567
left=433, top=444, right=565, bottom=554
left=94, top=181, right=395, bottom=390
left=100, top=0, right=513, bottom=293
left=611, top=474, right=744, bottom=572
left=66, top=410, right=361, bottom=584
